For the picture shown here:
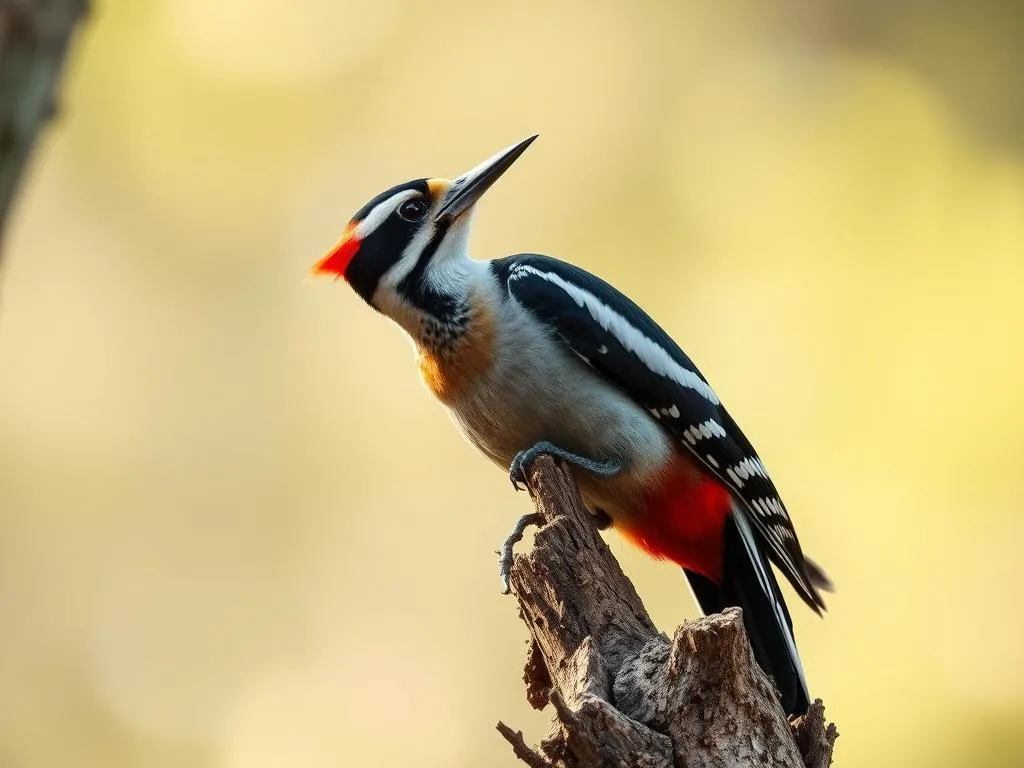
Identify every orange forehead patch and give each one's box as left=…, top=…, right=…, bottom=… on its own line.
left=312, top=223, right=361, bottom=278
left=427, top=178, right=451, bottom=199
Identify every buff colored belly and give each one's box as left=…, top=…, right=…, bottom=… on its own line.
left=415, top=292, right=728, bottom=581
left=431, top=303, right=675, bottom=522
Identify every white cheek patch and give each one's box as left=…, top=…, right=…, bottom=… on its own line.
left=355, top=189, right=420, bottom=240
left=421, top=215, right=475, bottom=294
left=380, top=217, right=437, bottom=291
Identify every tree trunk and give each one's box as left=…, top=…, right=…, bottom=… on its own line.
left=0, top=0, right=88, bottom=250
left=497, top=456, right=838, bottom=768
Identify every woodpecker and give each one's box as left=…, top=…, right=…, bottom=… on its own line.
left=313, top=136, right=831, bottom=716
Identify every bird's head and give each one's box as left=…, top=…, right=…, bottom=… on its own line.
left=313, top=136, right=537, bottom=320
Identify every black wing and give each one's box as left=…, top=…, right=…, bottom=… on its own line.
left=493, top=253, right=825, bottom=612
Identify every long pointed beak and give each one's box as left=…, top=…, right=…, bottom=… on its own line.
left=434, top=135, right=538, bottom=223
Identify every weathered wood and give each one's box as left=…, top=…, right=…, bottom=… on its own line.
left=791, top=701, right=840, bottom=768
left=497, top=456, right=837, bottom=768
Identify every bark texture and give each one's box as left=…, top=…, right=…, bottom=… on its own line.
left=498, top=456, right=838, bottom=768
left=0, top=0, right=87, bottom=248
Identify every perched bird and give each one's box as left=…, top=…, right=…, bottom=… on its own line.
left=313, top=136, right=831, bottom=716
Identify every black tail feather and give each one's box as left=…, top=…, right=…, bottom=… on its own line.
left=684, top=514, right=809, bottom=717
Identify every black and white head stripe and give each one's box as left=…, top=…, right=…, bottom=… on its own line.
left=494, top=253, right=826, bottom=613
left=343, top=179, right=475, bottom=323
left=343, top=179, right=433, bottom=305
left=349, top=179, right=430, bottom=229
left=354, top=188, right=421, bottom=240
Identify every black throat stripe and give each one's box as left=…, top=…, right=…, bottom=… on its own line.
left=397, top=219, right=463, bottom=322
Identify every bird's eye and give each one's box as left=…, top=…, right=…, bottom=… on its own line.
left=398, top=198, right=428, bottom=222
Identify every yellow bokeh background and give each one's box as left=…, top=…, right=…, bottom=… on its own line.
left=2, top=1, right=1023, bottom=765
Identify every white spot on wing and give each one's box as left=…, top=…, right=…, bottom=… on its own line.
left=508, top=265, right=721, bottom=404
left=668, top=405, right=680, bottom=419
left=683, top=419, right=725, bottom=446
left=706, top=454, right=719, bottom=468
left=730, top=457, right=769, bottom=485
left=737, top=497, right=804, bottom=594
left=727, top=468, right=743, bottom=487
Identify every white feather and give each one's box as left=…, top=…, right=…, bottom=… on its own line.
left=731, top=503, right=809, bottom=701
left=508, top=264, right=721, bottom=404
left=355, top=190, right=419, bottom=240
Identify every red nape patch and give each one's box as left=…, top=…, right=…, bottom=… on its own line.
left=620, top=454, right=732, bottom=582
left=312, top=225, right=361, bottom=278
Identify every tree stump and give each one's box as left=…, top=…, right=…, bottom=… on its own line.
left=497, top=456, right=838, bottom=768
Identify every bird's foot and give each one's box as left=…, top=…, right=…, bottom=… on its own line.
left=508, top=440, right=623, bottom=491
left=499, top=513, right=543, bottom=594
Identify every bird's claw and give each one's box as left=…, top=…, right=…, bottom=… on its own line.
left=499, top=512, right=542, bottom=594
left=508, top=449, right=533, bottom=491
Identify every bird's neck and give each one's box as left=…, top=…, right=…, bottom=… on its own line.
left=411, top=296, right=472, bottom=356
left=412, top=268, right=498, bottom=403
left=384, top=255, right=488, bottom=355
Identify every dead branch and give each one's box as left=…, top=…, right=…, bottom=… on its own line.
left=497, top=456, right=837, bottom=768
left=0, top=0, right=88, bottom=250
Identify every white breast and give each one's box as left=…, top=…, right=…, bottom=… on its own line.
left=442, top=270, right=674, bottom=516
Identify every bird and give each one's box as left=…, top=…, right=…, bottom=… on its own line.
left=312, top=136, right=832, bottom=716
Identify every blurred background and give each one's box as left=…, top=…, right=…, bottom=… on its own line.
left=1, top=0, right=1022, bottom=765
